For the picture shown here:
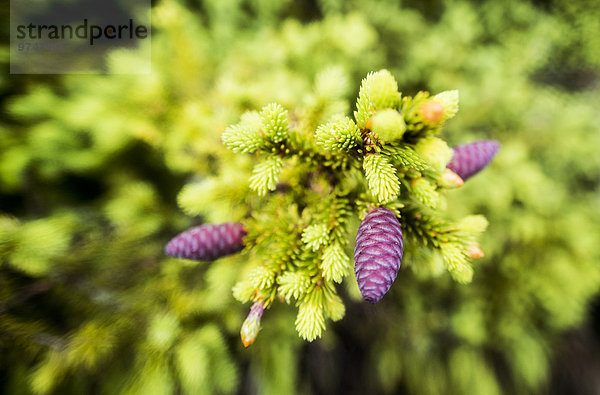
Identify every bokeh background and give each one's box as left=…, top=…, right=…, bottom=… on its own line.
left=1, top=0, right=600, bottom=394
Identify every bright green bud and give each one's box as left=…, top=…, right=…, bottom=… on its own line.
left=295, top=295, right=325, bottom=341
left=240, top=110, right=263, bottom=130
left=301, top=224, right=329, bottom=251
left=457, top=215, right=489, bottom=236
left=249, top=156, right=283, bottom=196
left=440, top=243, right=473, bottom=284
left=260, top=103, right=289, bottom=143
left=222, top=111, right=264, bottom=153
left=363, top=154, right=400, bottom=203
left=434, top=90, right=459, bottom=120
left=363, top=70, right=401, bottom=110
left=355, top=70, right=401, bottom=128
left=232, top=278, right=255, bottom=303
left=249, top=265, right=275, bottom=289
left=414, top=137, right=454, bottom=172
left=277, top=271, right=311, bottom=302
left=323, top=287, right=345, bottom=321
left=412, top=177, right=441, bottom=208
left=320, top=243, right=350, bottom=283
left=315, top=117, right=360, bottom=152
left=368, top=109, right=406, bottom=141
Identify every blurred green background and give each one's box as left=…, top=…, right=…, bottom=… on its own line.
left=1, top=0, right=599, bottom=393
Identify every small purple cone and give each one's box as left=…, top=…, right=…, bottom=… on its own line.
left=165, top=223, right=246, bottom=260
left=447, top=140, right=500, bottom=181
left=354, top=208, right=404, bottom=303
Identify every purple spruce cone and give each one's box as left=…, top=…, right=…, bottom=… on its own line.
left=165, top=223, right=246, bottom=260
left=354, top=207, right=404, bottom=303
left=447, top=140, right=500, bottom=181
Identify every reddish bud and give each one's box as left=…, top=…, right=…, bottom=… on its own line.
left=420, top=101, right=445, bottom=125
left=468, top=245, right=484, bottom=259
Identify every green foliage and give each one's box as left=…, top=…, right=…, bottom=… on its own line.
left=434, top=90, right=459, bottom=121
left=260, top=103, right=290, bottom=143
left=363, top=154, right=401, bottom=203
left=354, top=69, right=402, bottom=128
left=414, top=137, right=454, bottom=172
left=320, top=243, right=350, bottom=283
left=368, top=108, right=407, bottom=141
left=314, top=116, right=361, bottom=152
left=217, top=69, right=491, bottom=347
left=249, top=156, right=284, bottom=196
left=301, top=224, right=330, bottom=252
left=222, top=112, right=264, bottom=153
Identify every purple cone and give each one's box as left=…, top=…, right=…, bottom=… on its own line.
left=354, top=208, right=404, bottom=303
left=165, top=223, right=246, bottom=260
left=447, top=140, right=500, bottom=180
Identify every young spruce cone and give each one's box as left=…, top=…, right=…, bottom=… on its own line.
left=354, top=207, right=404, bottom=303
left=165, top=223, right=246, bottom=260
left=447, top=140, right=500, bottom=181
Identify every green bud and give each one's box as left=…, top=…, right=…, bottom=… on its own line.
left=301, top=224, right=329, bottom=251
left=364, top=70, right=401, bottom=110
left=260, top=103, right=289, bottom=143
left=355, top=69, right=401, bottom=128
left=411, top=177, right=441, bottom=208
left=434, top=90, right=459, bottom=120
left=414, top=137, right=454, bottom=172
left=368, top=109, right=406, bottom=141
left=315, top=117, right=360, bottom=152
left=457, top=215, right=489, bottom=236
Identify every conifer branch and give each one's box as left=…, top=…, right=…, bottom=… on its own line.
left=174, top=69, right=497, bottom=344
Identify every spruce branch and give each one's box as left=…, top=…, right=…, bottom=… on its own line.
left=170, top=69, right=499, bottom=345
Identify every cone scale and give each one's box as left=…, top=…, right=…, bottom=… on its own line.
left=354, top=208, right=404, bottom=303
